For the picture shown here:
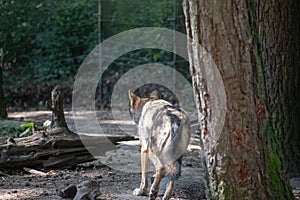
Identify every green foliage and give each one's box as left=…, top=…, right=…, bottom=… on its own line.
left=0, top=0, right=190, bottom=109
left=0, top=120, right=52, bottom=138
left=19, top=126, right=32, bottom=137
left=101, top=0, right=191, bottom=90
left=107, top=0, right=176, bottom=35
left=19, top=122, right=35, bottom=137
left=0, top=122, right=15, bottom=135
left=0, top=0, right=98, bottom=87
left=0, top=120, right=32, bottom=138
left=102, top=0, right=182, bottom=69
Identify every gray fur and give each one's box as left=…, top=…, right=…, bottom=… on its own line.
left=129, top=90, right=191, bottom=200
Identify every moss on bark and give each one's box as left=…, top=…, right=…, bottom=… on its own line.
left=266, top=120, right=295, bottom=199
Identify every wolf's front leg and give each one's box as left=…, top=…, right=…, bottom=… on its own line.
left=133, top=148, right=149, bottom=196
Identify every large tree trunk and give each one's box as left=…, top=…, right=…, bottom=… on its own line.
left=183, top=0, right=297, bottom=199
left=259, top=0, right=300, bottom=178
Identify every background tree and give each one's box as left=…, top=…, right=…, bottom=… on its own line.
left=183, top=0, right=299, bottom=199
left=0, top=66, right=7, bottom=119
left=0, top=45, right=6, bottom=118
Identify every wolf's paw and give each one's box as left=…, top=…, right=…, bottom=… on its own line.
left=133, top=188, right=147, bottom=196
left=149, top=191, right=159, bottom=200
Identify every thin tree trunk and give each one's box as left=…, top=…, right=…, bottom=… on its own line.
left=183, top=0, right=295, bottom=199
left=0, top=66, right=7, bottom=119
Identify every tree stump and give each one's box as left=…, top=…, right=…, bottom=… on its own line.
left=0, top=87, right=95, bottom=169
left=46, top=86, right=74, bottom=136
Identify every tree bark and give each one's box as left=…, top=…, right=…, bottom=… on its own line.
left=183, top=0, right=296, bottom=199
left=259, top=0, right=300, bottom=177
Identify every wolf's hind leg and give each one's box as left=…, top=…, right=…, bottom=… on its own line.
left=133, top=148, right=149, bottom=196
left=149, top=167, right=164, bottom=200
left=162, top=180, right=174, bottom=200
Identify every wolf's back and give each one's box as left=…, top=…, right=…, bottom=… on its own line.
left=138, top=99, right=191, bottom=167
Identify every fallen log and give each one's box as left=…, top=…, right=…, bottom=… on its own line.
left=0, top=131, right=93, bottom=169
left=0, top=131, right=131, bottom=169
left=0, top=87, right=133, bottom=169
left=0, top=87, right=89, bottom=169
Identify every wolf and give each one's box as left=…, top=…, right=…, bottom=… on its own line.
left=128, top=89, right=191, bottom=200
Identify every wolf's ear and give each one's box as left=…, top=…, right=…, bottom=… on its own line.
left=128, top=90, right=139, bottom=102
left=150, top=89, right=160, bottom=100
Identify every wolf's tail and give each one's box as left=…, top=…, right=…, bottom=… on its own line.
left=162, top=107, right=191, bottom=177
left=165, top=156, right=183, bottom=181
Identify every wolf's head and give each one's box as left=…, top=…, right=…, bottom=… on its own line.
left=128, top=89, right=160, bottom=123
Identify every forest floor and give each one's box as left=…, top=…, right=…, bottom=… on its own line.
left=0, top=111, right=299, bottom=200
left=0, top=111, right=205, bottom=200
left=0, top=149, right=204, bottom=200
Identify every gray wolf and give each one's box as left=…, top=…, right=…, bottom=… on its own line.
left=128, top=89, right=191, bottom=200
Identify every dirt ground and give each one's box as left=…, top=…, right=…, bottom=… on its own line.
left=1, top=111, right=299, bottom=200
left=0, top=150, right=204, bottom=200
left=0, top=111, right=205, bottom=200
